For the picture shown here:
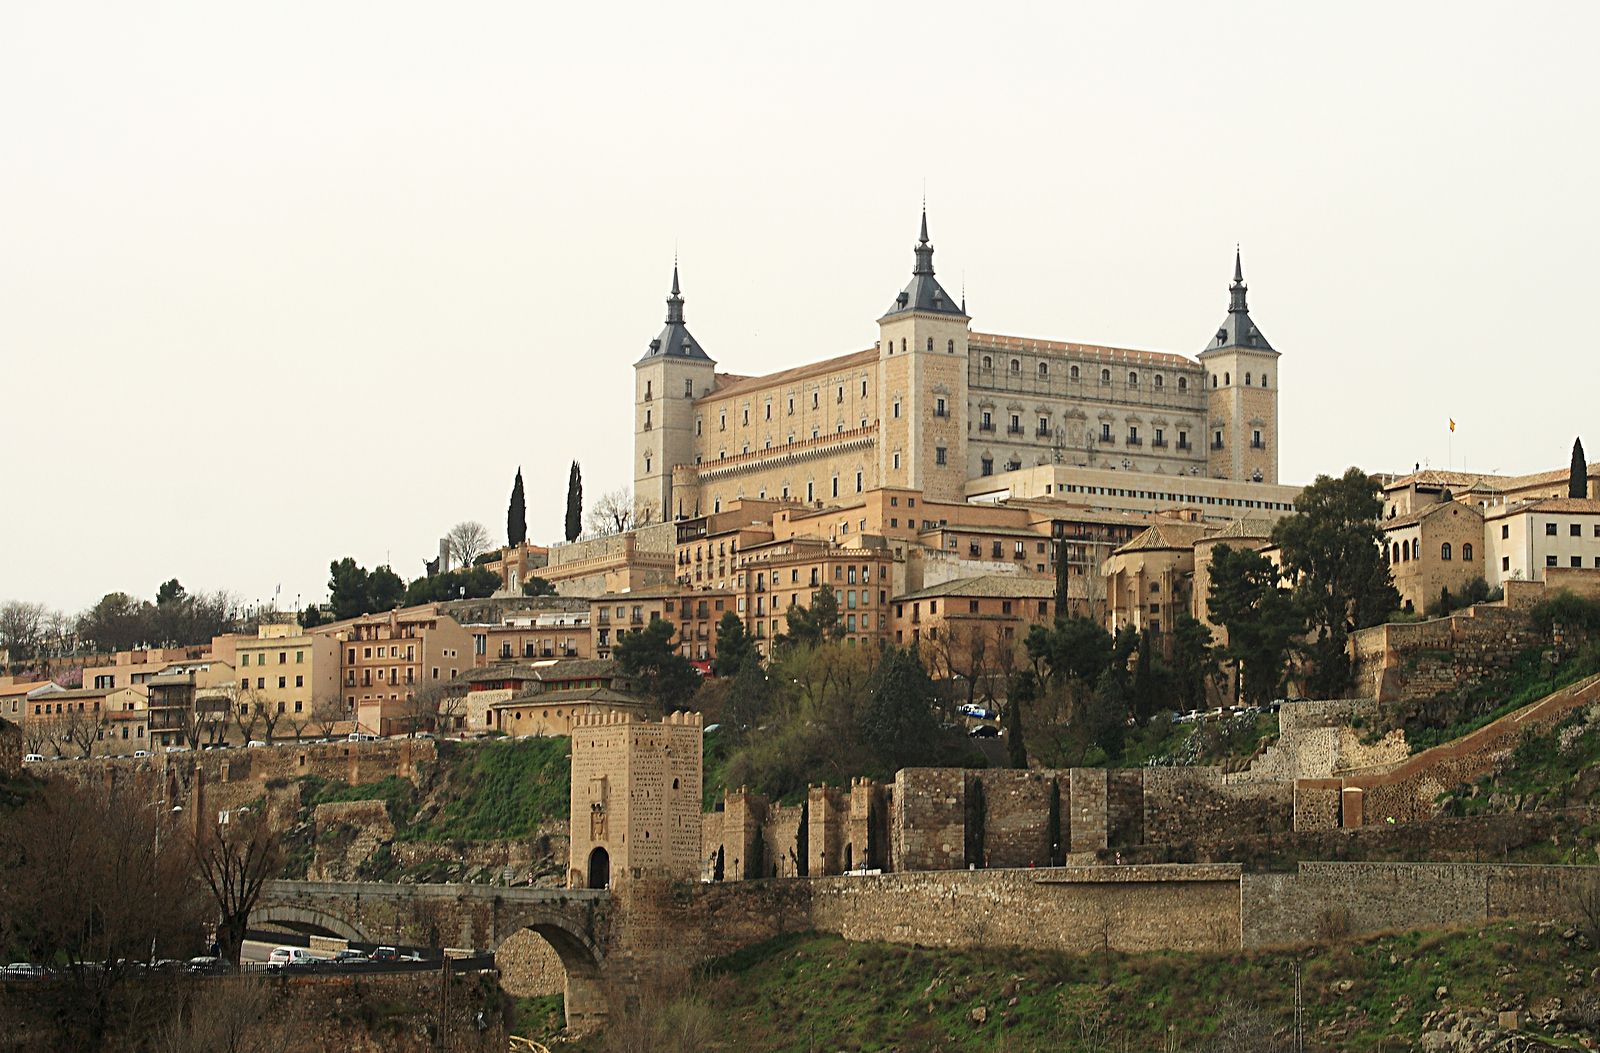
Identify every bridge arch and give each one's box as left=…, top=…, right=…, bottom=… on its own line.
left=496, top=904, right=608, bottom=1034
left=252, top=904, right=373, bottom=944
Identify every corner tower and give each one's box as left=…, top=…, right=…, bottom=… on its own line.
left=876, top=210, right=971, bottom=502
left=1197, top=250, right=1280, bottom=483
left=634, top=265, right=717, bottom=521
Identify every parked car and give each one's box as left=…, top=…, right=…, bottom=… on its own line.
left=165, top=744, right=190, bottom=753
left=266, top=947, right=318, bottom=970
left=1, top=963, right=46, bottom=981
left=347, top=732, right=379, bottom=742
left=132, top=750, right=150, bottom=758
left=184, top=956, right=232, bottom=975
left=968, top=725, right=1001, bottom=738
left=367, top=946, right=400, bottom=962
left=329, top=950, right=373, bottom=969
left=957, top=703, right=996, bottom=720
left=247, top=740, right=267, bottom=748
left=21, top=754, right=44, bottom=764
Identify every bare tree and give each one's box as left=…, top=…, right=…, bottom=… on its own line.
left=310, top=693, right=345, bottom=739
left=154, top=977, right=287, bottom=1053
left=194, top=809, right=283, bottom=966
left=587, top=488, right=643, bottom=536
left=0, top=600, right=50, bottom=671
left=0, top=780, right=205, bottom=1047
left=447, top=520, right=492, bottom=568
left=231, top=691, right=261, bottom=745
left=185, top=688, right=233, bottom=749
left=63, top=703, right=109, bottom=759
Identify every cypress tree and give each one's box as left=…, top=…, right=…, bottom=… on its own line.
left=1053, top=536, right=1070, bottom=619
left=1571, top=438, right=1588, bottom=499
left=1003, top=699, right=1028, bottom=769
left=507, top=467, right=527, bottom=547
left=565, top=461, right=584, bottom=542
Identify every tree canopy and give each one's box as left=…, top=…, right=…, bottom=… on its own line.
left=1271, top=467, right=1398, bottom=697
left=327, top=558, right=406, bottom=620
left=781, top=586, right=843, bottom=651
left=614, top=617, right=701, bottom=710
left=712, top=611, right=756, bottom=677
left=1207, top=543, right=1302, bottom=706
left=859, top=645, right=942, bottom=772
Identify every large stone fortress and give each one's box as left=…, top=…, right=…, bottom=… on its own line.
left=634, top=213, right=1280, bottom=521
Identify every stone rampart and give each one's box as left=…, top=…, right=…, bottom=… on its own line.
left=1141, top=767, right=1292, bottom=846
left=1349, top=605, right=1541, bottom=702
left=0, top=717, right=20, bottom=776
left=1241, top=861, right=1597, bottom=948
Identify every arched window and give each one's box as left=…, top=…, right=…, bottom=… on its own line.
left=1100, top=368, right=1111, bottom=384
left=1245, top=373, right=1252, bottom=386
left=1128, top=371, right=1138, bottom=386
left=1038, top=362, right=1048, bottom=378
left=1178, top=376, right=1187, bottom=391
left=1441, top=543, right=1453, bottom=561
left=1070, top=365, right=1080, bottom=380
left=1224, top=372, right=1231, bottom=385
left=1390, top=542, right=1399, bottom=563
left=982, top=355, right=992, bottom=369
left=1463, top=543, right=1474, bottom=562
left=926, top=337, right=934, bottom=351
left=1154, top=374, right=1164, bottom=388
left=947, top=339, right=954, bottom=353
left=1262, top=374, right=1269, bottom=388
left=1212, top=374, right=1218, bottom=388
left=900, top=338, right=906, bottom=353
left=1010, top=359, right=1021, bottom=373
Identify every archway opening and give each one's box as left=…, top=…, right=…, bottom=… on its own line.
left=496, top=913, right=608, bottom=1037
left=587, top=847, right=610, bottom=890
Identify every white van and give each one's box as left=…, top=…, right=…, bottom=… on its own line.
left=22, top=754, right=44, bottom=764
left=267, top=947, right=317, bottom=969
left=347, top=732, right=379, bottom=742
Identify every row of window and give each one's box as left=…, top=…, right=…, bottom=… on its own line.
left=240, top=675, right=306, bottom=690
left=977, top=358, right=1199, bottom=390
left=1390, top=541, right=1474, bottom=564
left=239, top=650, right=305, bottom=666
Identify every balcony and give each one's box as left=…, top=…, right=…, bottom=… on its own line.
left=978, top=422, right=994, bottom=433
left=1006, top=425, right=1023, bottom=435
left=1251, top=440, right=1266, bottom=450
left=1152, top=439, right=1168, bottom=448
left=1097, top=434, right=1114, bottom=444
left=1212, top=440, right=1225, bottom=451
left=1035, top=427, right=1051, bottom=438
left=1126, top=436, right=1142, bottom=446
left=597, top=613, right=610, bottom=626
left=1177, top=441, right=1191, bottom=451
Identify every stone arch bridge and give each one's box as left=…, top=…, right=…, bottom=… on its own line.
left=257, top=880, right=614, bottom=1029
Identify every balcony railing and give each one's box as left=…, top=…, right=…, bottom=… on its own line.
left=1126, top=436, right=1142, bottom=446
left=1006, top=425, right=1023, bottom=435
left=1152, top=439, right=1168, bottom=448
left=1036, top=427, right=1050, bottom=438
left=978, top=422, right=994, bottom=432
left=1212, top=440, right=1225, bottom=450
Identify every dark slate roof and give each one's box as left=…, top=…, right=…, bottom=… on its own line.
left=1201, top=249, right=1274, bottom=354
left=636, top=264, right=714, bottom=365
left=881, top=210, right=967, bottom=320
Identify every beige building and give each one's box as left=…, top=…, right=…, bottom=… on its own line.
left=469, top=604, right=592, bottom=666
left=1380, top=502, right=1486, bottom=614
left=313, top=606, right=473, bottom=736
left=568, top=709, right=703, bottom=889
left=889, top=576, right=1057, bottom=671
left=635, top=217, right=1285, bottom=525
left=232, top=622, right=340, bottom=729
left=146, top=657, right=236, bottom=750
left=541, top=523, right=677, bottom=597
left=1104, top=515, right=1277, bottom=638
left=591, top=584, right=738, bottom=663
left=734, top=536, right=898, bottom=654
left=83, top=646, right=208, bottom=692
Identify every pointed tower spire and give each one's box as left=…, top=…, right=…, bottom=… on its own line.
left=665, top=260, right=685, bottom=324
left=1229, top=245, right=1249, bottom=313
left=912, top=208, right=935, bottom=277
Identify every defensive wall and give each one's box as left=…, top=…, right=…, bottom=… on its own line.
left=0, top=717, right=19, bottom=776
left=1349, top=603, right=1542, bottom=703
left=1295, top=671, right=1600, bottom=828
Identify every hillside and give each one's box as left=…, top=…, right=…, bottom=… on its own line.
left=542, top=925, right=1595, bottom=1052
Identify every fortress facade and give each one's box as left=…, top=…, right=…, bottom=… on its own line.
left=633, top=213, right=1281, bottom=523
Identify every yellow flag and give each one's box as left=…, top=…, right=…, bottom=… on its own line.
left=1449, top=418, right=1456, bottom=433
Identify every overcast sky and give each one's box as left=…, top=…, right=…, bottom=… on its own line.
left=3, top=2, right=1596, bottom=615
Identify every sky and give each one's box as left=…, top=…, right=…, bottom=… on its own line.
left=3, top=2, right=1597, bottom=615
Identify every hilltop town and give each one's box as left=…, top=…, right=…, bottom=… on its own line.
left=5, top=221, right=1600, bottom=1052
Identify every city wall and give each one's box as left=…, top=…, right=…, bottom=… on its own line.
left=1349, top=604, right=1541, bottom=702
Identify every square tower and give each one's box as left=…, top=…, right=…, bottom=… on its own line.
left=569, top=709, right=703, bottom=888
left=634, top=267, right=718, bottom=522
left=1198, top=251, right=1280, bottom=484
left=876, top=212, right=971, bottom=503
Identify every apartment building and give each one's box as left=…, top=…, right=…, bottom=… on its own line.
left=889, top=576, right=1057, bottom=663
left=232, top=621, right=340, bottom=728
left=1485, top=498, right=1600, bottom=587
left=591, top=585, right=737, bottom=663
left=735, top=536, right=898, bottom=653
left=315, top=606, right=473, bottom=736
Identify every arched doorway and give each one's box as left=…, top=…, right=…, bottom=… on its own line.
left=587, top=847, right=610, bottom=890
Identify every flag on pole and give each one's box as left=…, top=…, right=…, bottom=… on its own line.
left=1449, top=418, right=1456, bottom=433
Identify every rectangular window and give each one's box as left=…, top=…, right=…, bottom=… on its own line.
left=892, top=453, right=900, bottom=470
left=1547, top=523, right=1559, bottom=536
left=935, top=447, right=947, bottom=466
left=1503, top=556, right=1511, bottom=571
left=1572, top=523, right=1583, bottom=537
left=935, top=398, right=946, bottom=417
left=1547, top=555, right=1559, bottom=567
left=893, top=401, right=901, bottom=418
left=1100, top=423, right=1111, bottom=441
left=1574, top=556, right=1585, bottom=568
left=1502, top=524, right=1511, bottom=539
left=277, top=676, right=286, bottom=689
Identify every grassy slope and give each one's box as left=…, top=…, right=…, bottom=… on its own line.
left=558, top=926, right=1591, bottom=1052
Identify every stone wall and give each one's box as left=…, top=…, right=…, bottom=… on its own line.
left=1349, top=604, right=1541, bottom=702
left=893, top=769, right=968, bottom=871
left=1241, top=862, right=1597, bottom=948
left=1141, top=767, right=1292, bottom=846
left=495, top=928, right=566, bottom=997
left=310, top=800, right=394, bottom=881
left=389, top=824, right=569, bottom=885
left=1321, top=672, right=1600, bottom=826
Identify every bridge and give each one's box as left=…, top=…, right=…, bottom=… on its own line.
left=256, top=880, right=614, bottom=1029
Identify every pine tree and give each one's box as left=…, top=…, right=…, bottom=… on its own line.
left=1571, top=438, right=1588, bottom=499
left=507, top=467, right=527, bottom=547
left=565, top=462, right=583, bottom=542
